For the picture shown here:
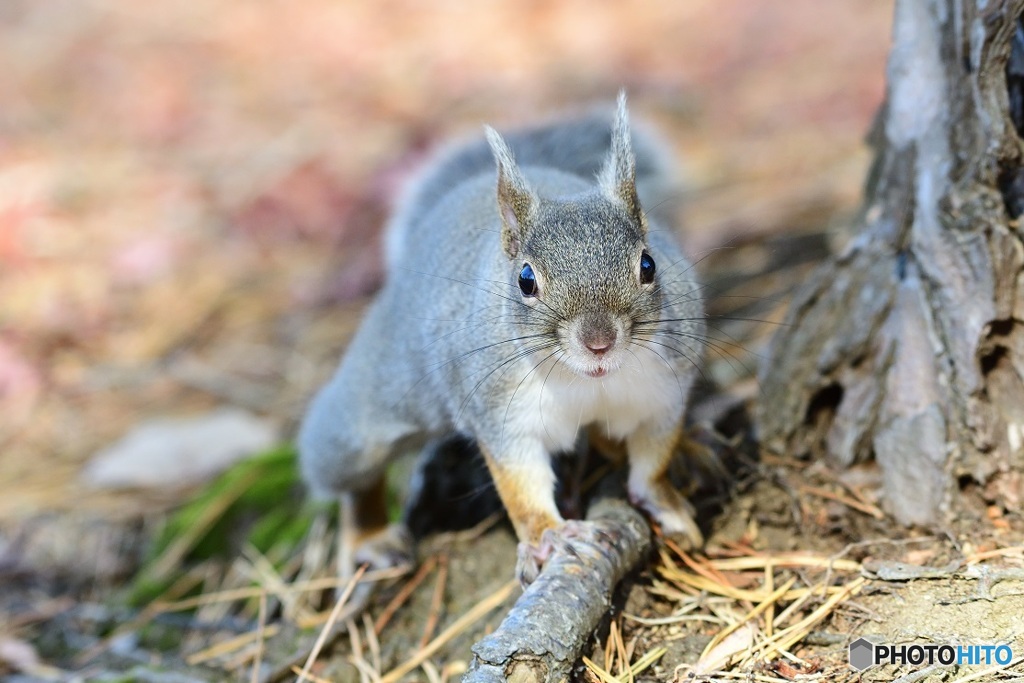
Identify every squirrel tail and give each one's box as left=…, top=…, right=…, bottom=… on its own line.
left=384, top=100, right=680, bottom=272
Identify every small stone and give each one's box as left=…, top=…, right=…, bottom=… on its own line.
left=81, top=408, right=278, bottom=490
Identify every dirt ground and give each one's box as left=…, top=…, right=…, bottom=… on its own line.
left=3, top=1, right=1023, bottom=682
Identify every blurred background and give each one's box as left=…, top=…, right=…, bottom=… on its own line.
left=0, top=0, right=891, bottom=551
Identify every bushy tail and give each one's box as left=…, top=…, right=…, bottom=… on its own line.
left=385, top=105, right=680, bottom=271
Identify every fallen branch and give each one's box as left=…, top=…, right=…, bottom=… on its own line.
left=464, top=493, right=653, bottom=683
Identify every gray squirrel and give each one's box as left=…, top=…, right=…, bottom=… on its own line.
left=299, top=93, right=705, bottom=582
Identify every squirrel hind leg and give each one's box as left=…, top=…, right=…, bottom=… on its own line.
left=325, top=485, right=411, bottom=624
left=337, top=481, right=414, bottom=580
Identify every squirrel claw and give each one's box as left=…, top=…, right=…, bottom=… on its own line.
left=515, top=542, right=545, bottom=587
left=515, top=520, right=595, bottom=586
left=344, top=523, right=414, bottom=578
left=543, top=519, right=593, bottom=549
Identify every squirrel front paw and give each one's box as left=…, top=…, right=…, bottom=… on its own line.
left=515, top=520, right=593, bottom=586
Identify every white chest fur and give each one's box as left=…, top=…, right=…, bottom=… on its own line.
left=501, top=346, right=686, bottom=453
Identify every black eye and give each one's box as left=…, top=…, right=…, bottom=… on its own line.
left=518, top=263, right=537, bottom=297
left=639, top=250, right=656, bottom=284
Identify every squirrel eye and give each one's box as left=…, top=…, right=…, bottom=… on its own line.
left=518, top=263, right=538, bottom=297
left=639, top=250, right=656, bottom=284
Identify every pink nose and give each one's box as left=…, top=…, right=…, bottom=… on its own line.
left=580, top=316, right=617, bottom=356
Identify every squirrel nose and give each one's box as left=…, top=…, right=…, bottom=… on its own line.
left=581, top=320, right=617, bottom=356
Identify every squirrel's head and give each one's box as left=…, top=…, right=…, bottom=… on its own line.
left=485, top=93, right=667, bottom=380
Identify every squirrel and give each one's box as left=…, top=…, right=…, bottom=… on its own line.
left=299, top=93, right=705, bottom=583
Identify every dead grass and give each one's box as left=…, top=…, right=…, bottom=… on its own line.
left=55, top=467, right=1021, bottom=682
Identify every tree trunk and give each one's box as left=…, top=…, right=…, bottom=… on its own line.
left=757, top=0, right=1024, bottom=525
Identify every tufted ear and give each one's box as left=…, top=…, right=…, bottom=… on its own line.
left=600, top=91, right=644, bottom=232
left=485, top=126, right=537, bottom=259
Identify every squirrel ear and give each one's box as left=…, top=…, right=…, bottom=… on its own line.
left=600, top=91, right=644, bottom=232
left=485, top=126, right=535, bottom=259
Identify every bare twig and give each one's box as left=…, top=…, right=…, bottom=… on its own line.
left=373, top=555, right=437, bottom=635
left=380, top=579, right=517, bottom=683
left=295, top=565, right=367, bottom=683
left=420, top=555, right=449, bottom=649
left=464, top=494, right=653, bottom=683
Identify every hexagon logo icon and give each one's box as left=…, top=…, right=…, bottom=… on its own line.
left=849, top=637, right=875, bottom=671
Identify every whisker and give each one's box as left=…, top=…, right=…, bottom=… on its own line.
left=626, top=340, right=687, bottom=404
left=640, top=315, right=789, bottom=328
left=391, top=333, right=556, bottom=412
left=421, top=314, right=549, bottom=350
left=499, top=347, right=564, bottom=455
left=538, top=348, right=565, bottom=448
left=396, top=266, right=565, bottom=328
left=639, top=329, right=755, bottom=377
left=455, top=340, right=561, bottom=426
left=629, top=336, right=710, bottom=386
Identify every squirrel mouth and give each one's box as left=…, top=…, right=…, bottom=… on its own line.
left=585, top=367, right=608, bottom=378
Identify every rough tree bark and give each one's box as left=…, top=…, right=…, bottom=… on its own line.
left=758, top=0, right=1024, bottom=525
left=464, top=494, right=652, bottom=683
